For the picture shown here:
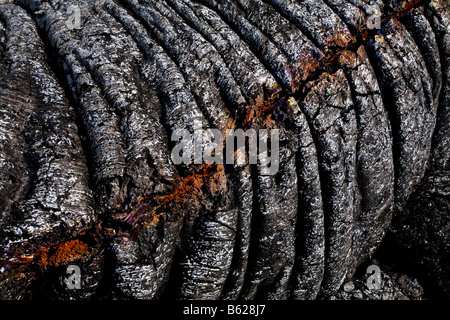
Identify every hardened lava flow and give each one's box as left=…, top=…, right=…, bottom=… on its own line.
left=0, top=0, right=449, bottom=299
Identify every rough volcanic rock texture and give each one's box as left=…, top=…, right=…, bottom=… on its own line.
left=0, top=0, right=448, bottom=299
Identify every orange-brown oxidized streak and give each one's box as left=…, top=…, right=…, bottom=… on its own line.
left=37, top=239, right=90, bottom=268
left=394, top=0, right=423, bottom=16
left=119, top=164, right=226, bottom=232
